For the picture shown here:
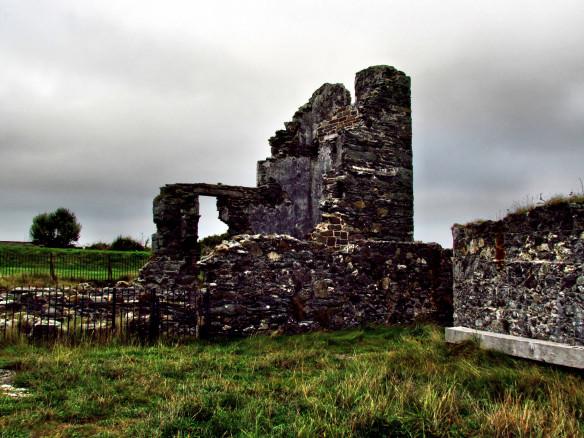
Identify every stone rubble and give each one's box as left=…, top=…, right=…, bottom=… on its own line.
left=0, top=285, right=199, bottom=339
left=0, top=369, right=28, bottom=398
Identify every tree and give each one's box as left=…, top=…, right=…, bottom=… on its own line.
left=30, top=208, right=81, bottom=248
left=29, top=213, right=55, bottom=246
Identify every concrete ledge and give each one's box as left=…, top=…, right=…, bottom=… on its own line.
left=445, top=327, right=584, bottom=369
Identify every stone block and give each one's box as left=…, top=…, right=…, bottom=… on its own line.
left=313, top=280, right=330, bottom=299
left=446, top=327, right=584, bottom=369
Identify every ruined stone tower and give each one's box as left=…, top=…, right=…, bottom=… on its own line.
left=253, top=65, right=413, bottom=242
left=137, top=66, right=453, bottom=336
left=140, top=65, right=414, bottom=289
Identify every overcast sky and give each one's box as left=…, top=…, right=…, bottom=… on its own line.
left=1, top=0, right=583, bottom=248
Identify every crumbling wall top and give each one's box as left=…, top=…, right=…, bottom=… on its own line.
left=269, top=83, right=351, bottom=157
left=355, top=65, right=411, bottom=103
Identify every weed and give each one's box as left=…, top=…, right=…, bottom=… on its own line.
left=508, top=184, right=584, bottom=217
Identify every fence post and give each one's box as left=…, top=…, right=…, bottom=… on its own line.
left=112, top=288, right=117, bottom=333
left=149, top=290, right=160, bottom=341
left=50, top=253, right=57, bottom=283
left=201, top=286, right=210, bottom=338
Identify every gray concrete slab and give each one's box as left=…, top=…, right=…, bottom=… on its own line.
left=445, top=326, right=584, bottom=369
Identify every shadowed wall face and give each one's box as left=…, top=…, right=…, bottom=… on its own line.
left=197, top=236, right=452, bottom=336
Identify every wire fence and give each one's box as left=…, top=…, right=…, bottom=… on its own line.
left=0, top=286, right=202, bottom=341
left=0, top=249, right=151, bottom=283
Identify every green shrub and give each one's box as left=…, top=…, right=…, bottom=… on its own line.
left=85, top=242, right=111, bottom=250
left=200, top=232, right=229, bottom=256
left=110, top=236, right=145, bottom=252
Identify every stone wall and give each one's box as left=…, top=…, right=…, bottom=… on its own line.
left=318, top=66, right=413, bottom=242
left=316, top=105, right=360, bottom=141
left=139, top=184, right=201, bottom=291
left=139, top=182, right=285, bottom=290
left=145, top=65, right=413, bottom=253
left=137, top=65, right=584, bottom=343
left=197, top=235, right=452, bottom=336
left=307, top=214, right=351, bottom=249
left=137, top=65, right=438, bottom=337
left=452, top=199, right=584, bottom=346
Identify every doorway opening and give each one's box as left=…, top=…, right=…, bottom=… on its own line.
left=198, top=195, right=229, bottom=255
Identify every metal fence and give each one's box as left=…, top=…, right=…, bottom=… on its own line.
left=0, top=250, right=151, bottom=282
left=0, top=286, right=201, bottom=341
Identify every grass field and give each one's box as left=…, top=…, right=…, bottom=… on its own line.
left=0, top=245, right=151, bottom=286
left=1, top=325, right=583, bottom=437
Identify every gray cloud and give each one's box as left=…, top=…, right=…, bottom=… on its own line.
left=411, top=20, right=584, bottom=245
left=2, top=1, right=584, bottom=247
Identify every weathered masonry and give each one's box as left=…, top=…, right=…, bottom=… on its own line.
left=198, top=236, right=452, bottom=336
left=133, top=64, right=584, bottom=360
left=138, top=66, right=453, bottom=335
left=151, top=65, right=412, bottom=252
left=452, top=200, right=584, bottom=346
left=139, top=183, right=284, bottom=291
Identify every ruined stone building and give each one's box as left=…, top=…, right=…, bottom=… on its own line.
left=138, top=65, right=453, bottom=336
left=137, top=65, right=584, bottom=344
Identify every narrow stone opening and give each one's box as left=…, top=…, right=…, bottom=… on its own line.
left=198, top=195, right=228, bottom=239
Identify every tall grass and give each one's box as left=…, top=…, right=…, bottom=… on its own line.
left=508, top=190, right=584, bottom=216
left=1, top=325, right=583, bottom=437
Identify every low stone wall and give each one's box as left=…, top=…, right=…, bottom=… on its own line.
left=452, top=199, right=584, bottom=346
left=198, top=235, right=452, bottom=336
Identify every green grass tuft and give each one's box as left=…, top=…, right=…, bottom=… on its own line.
left=509, top=191, right=584, bottom=216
